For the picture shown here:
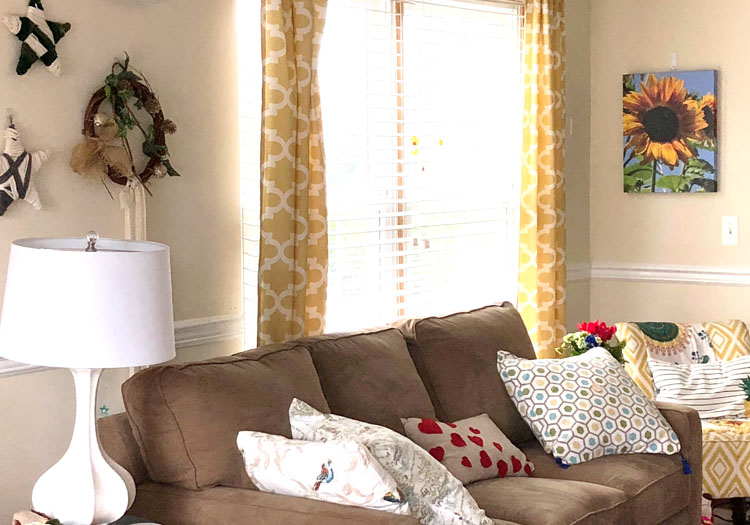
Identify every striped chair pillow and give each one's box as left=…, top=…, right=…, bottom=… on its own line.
left=648, top=355, right=750, bottom=419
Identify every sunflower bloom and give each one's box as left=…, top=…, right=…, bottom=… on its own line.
left=699, top=93, right=717, bottom=140
left=623, top=75, right=708, bottom=167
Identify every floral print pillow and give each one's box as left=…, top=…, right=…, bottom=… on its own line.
left=289, top=399, right=493, bottom=525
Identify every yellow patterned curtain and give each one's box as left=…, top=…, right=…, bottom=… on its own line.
left=517, top=0, right=566, bottom=358
left=258, top=0, right=328, bottom=344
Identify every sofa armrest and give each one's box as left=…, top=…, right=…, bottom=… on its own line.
left=654, top=401, right=702, bottom=523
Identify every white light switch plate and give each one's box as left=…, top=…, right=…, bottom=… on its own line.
left=722, top=216, right=739, bottom=246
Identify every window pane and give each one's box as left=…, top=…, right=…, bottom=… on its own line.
left=321, top=0, right=523, bottom=331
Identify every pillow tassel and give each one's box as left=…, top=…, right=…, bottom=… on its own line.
left=555, top=457, right=570, bottom=469
left=681, top=455, right=692, bottom=475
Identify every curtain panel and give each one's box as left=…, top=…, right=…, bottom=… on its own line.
left=517, top=0, right=567, bottom=358
left=258, top=0, right=328, bottom=344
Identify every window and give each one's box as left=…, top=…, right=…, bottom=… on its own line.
left=238, top=0, right=524, bottom=338
left=237, top=0, right=261, bottom=343
left=321, top=0, right=524, bottom=331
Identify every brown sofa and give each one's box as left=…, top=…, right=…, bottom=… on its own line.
left=100, top=303, right=702, bottom=525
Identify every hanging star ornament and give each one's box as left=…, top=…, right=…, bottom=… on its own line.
left=2, top=0, right=71, bottom=76
left=0, top=118, right=50, bottom=216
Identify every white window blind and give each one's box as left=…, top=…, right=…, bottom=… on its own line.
left=320, top=0, right=524, bottom=331
left=238, top=0, right=524, bottom=340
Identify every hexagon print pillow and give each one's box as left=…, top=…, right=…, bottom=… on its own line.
left=496, top=347, right=680, bottom=466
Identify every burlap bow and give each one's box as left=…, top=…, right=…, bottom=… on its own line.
left=69, top=115, right=131, bottom=183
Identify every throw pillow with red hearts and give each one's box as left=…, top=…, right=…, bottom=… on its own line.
left=401, top=413, right=534, bottom=485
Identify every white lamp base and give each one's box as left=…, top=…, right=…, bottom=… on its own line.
left=32, top=368, right=135, bottom=525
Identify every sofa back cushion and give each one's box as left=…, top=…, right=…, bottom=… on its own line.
left=295, top=328, right=436, bottom=432
left=395, top=302, right=536, bottom=444
left=122, top=344, right=331, bottom=490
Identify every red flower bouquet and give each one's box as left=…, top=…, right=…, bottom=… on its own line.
left=577, top=321, right=618, bottom=342
left=555, top=320, right=626, bottom=363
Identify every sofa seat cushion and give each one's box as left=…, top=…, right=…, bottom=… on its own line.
left=521, top=441, right=689, bottom=524
left=122, top=343, right=331, bottom=490
left=466, top=476, right=629, bottom=525
left=294, top=328, right=436, bottom=432
left=395, top=303, right=537, bottom=444
left=130, top=483, right=420, bottom=525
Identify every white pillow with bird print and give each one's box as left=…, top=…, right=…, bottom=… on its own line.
left=236, top=431, right=409, bottom=515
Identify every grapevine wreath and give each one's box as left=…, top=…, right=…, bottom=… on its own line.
left=71, top=54, right=180, bottom=196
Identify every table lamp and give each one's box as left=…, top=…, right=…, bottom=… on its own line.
left=0, top=232, right=176, bottom=524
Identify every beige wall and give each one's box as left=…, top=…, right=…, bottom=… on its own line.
left=588, top=0, right=750, bottom=324
left=565, top=0, right=591, bottom=329
left=0, top=0, right=243, bottom=518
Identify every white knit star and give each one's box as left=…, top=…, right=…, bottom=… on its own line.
left=0, top=125, right=50, bottom=216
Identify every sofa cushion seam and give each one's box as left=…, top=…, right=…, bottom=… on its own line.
left=568, top=494, right=629, bottom=525
left=625, top=459, right=686, bottom=503
left=157, top=370, right=202, bottom=490
left=121, top=391, right=155, bottom=481
left=165, top=344, right=311, bottom=371
left=306, top=327, right=403, bottom=349
left=411, top=302, right=513, bottom=329
left=138, top=487, right=394, bottom=523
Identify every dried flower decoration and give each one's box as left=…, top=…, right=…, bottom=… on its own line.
left=162, top=119, right=177, bottom=134
left=70, top=53, right=180, bottom=195
left=143, top=96, right=161, bottom=115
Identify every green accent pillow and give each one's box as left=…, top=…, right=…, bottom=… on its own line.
left=497, top=347, right=681, bottom=466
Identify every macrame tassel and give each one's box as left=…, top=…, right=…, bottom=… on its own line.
left=119, top=178, right=147, bottom=240
left=681, top=455, right=692, bottom=475
left=555, top=457, right=570, bottom=469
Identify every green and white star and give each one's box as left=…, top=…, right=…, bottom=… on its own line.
left=2, top=0, right=71, bottom=76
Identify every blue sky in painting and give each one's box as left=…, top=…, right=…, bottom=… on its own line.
left=623, top=70, right=717, bottom=192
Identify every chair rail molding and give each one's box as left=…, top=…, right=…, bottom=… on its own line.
left=0, top=314, right=245, bottom=379
left=567, top=262, right=750, bottom=286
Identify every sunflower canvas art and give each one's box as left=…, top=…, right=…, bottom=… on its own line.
left=623, top=70, right=717, bottom=193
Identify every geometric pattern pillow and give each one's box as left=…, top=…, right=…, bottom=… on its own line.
left=401, top=414, right=534, bottom=485
left=289, top=399, right=493, bottom=525
left=497, top=347, right=681, bottom=466
left=236, top=431, right=409, bottom=515
left=704, top=320, right=750, bottom=362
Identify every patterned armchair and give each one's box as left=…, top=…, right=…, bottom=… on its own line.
left=615, top=319, right=750, bottom=501
left=615, top=320, right=750, bottom=400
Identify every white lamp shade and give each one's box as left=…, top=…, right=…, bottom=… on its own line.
left=0, top=237, right=176, bottom=368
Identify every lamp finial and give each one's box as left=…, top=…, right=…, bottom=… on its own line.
left=85, top=231, right=99, bottom=252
